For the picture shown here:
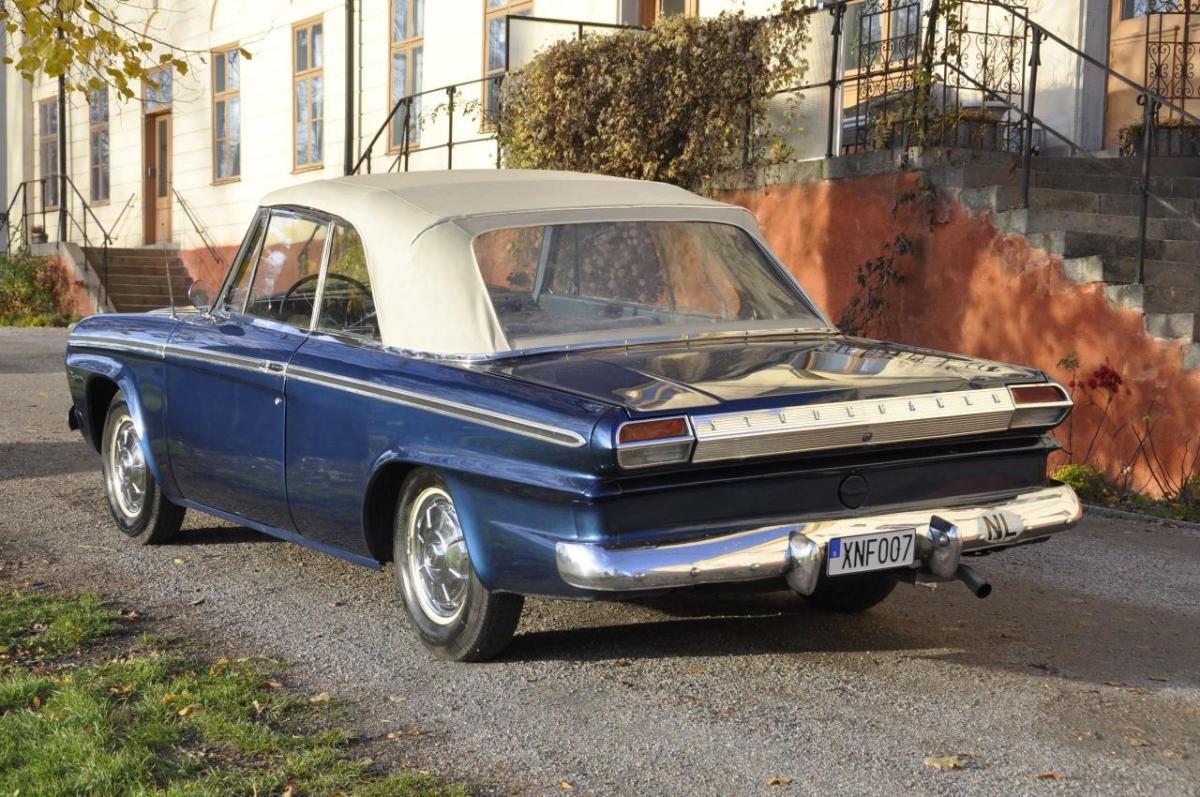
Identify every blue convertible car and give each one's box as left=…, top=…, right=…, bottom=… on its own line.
left=66, top=171, right=1081, bottom=660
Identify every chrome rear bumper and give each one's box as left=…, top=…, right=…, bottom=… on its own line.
left=555, top=484, right=1081, bottom=594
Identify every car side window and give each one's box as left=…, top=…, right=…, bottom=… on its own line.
left=221, top=211, right=268, bottom=314
left=316, top=224, right=379, bottom=341
left=244, top=211, right=330, bottom=328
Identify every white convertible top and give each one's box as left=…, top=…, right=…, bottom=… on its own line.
left=260, top=170, right=765, bottom=356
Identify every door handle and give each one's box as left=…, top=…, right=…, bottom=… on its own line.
left=260, top=361, right=286, bottom=373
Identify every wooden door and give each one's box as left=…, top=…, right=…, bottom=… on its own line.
left=144, top=113, right=172, bottom=244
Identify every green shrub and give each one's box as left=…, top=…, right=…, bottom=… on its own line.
left=496, top=4, right=810, bottom=194
left=1051, top=463, right=1110, bottom=503
left=0, top=252, right=73, bottom=326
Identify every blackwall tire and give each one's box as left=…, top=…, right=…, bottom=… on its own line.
left=392, top=469, right=523, bottom=662
left=100, top=395, right=186, bottom=545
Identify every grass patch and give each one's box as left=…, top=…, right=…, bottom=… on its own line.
left=0, top=588, right=466, bottom=796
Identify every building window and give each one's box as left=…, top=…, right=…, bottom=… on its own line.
left=37, top=99, right=59, bottom=209
left=483, top=0, right=532, bottom=123
left=144, top=66, right=173, bottom=111
left=213, top=46, right=242, bottom=182
left=293, top=17, right=324, bottom=170
left=390, top=0, right=424, bottom=149
left=89, top=89, right=110, bottom=203
left=657, top=0, right=699, bottom=17
left=1122, top=0, right=1180, bottom=18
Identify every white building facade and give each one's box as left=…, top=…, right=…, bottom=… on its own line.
left=0, top=0, right=1117, bottom=268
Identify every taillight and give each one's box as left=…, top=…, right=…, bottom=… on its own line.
left=1008, top=383, right=1073, bottom=430
left=615, top=416, right=694, bottom=469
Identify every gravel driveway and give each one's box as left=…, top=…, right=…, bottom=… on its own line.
left=2, top=326, right=1198, bottom=796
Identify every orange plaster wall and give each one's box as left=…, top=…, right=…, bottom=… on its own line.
left=727, top=173, right=1200, bottom=495
left=179, top=246, right=240, bottom=289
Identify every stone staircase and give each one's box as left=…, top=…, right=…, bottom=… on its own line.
left=82, top=247, right=194, bottom=314
left=955, top=154, right=1200, bottom=369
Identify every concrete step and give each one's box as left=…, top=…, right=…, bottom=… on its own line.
left=98, top=264, right=189, bottom=278
left=1061, top=255, right=1200, bottom=290
left=996, top=208, right=1200, bottom=242
left=1031, top=156, right=1200, bottom=178
left=960, top=185, right=1200, bottom=219
left=1030, top=188, right=1200, bottom=219
left=1104, top=283, right=1200, bottom=317
left=1145, top=312, right=1199, bottom=342
left=1032, top=170, right=1200, bottom=199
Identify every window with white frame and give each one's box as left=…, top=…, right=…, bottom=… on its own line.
left=293, top=17, right=324, bottom=170
left=390, top=0, right=424, bottom=149
left=88, top=89, right=110, bottom=203
left=213, top=46, right=242, bottom=181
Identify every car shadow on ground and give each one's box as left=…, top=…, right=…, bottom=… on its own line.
left=178, top=525, right=287, bottom=546
left=506, top=578, right=1200, bottom=690
left=0, top=441, right=96, bottom=481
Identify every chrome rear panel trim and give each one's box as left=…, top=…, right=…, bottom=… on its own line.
left=689, top=388, right=1016, bottom=463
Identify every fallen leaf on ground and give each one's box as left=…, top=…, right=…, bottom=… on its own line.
left=1033, top=771, right=1064, bottom=781
left=281, top=784, right=296, bottom=797
left=177, top=703, right=202, bottom=717
left=258, top=680, right=283, bottom=689
left=767, top=776, right=793, bottom=786
left=308, top=692, right=331, bottom=704
left=1127, top=687, right=1152, bottom=695
left=559, top=781, right=573, bottom=791
left=189, top=598, right=205, bottom=606
left=386, top=725, right=426, bottom=740
left=1149, top=676, right=1169, bottom=682
left=172, top=558, right=186, bottom=565
left=387, top=694, right=406, bottom=703
left=924, top=755, right=969, bottom=771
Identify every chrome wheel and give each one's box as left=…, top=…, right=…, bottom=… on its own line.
left=406, top=487, right=469, bottom=625
left=106, top=415, right=147, bottom=520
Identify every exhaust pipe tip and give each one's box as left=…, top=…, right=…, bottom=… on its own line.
left=955, top=564, right=992, bottom=599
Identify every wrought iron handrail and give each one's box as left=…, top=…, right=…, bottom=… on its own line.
left=172, top=188, right=225, bottom=269
left=2, top=173, right=113, bottom=308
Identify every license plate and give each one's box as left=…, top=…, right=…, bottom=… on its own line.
left=827, top=528, right=916, bottom=576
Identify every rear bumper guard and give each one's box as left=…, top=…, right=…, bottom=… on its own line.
left=555, top=484, right=1082, bottom=594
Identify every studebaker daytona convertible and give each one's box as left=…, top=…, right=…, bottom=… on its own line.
left=66, top=170, right=1081, bottom=660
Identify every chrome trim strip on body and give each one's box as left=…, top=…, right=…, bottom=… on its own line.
left=162, top=344, right=280, bottom=374
left=285, top=364, right=588, bottom=448
left=555, top=484, right=1082, bottom=591
left=77, top=335, right=587, bottom=448
left=68, top=335, right=166, bottom=359
left=688, top=387, right=1018, bottom=464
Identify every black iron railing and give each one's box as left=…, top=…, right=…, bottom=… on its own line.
left=2, top=173, right=113, bottom=307
left=352, top=15, right=641, bottom=176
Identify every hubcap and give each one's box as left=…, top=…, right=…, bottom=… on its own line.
left=106, top=416, right=147, bottom=520
left=407, top=487, right=469, bottom=625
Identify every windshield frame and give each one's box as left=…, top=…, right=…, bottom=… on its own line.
left=469, top=219, right=834, bottom=354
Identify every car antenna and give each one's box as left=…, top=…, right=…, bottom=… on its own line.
left=164, top=252, right=177, bottom=318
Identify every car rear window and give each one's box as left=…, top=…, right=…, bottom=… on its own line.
left=471, top=221, right=824, bottom=347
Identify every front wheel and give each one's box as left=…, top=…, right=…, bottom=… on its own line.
left=392, top=469, right=523, bottom=662
left=100, top=395, right=186, bottom=544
